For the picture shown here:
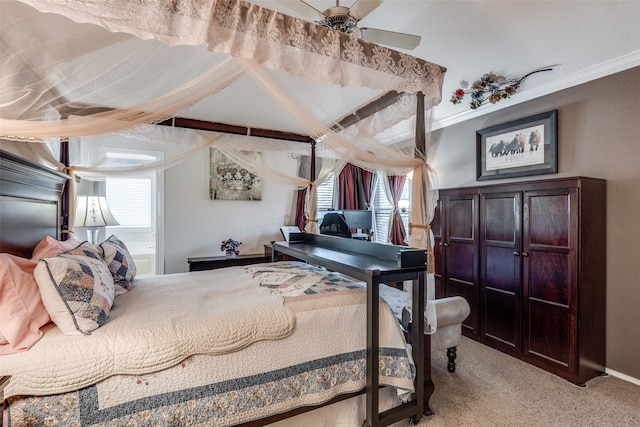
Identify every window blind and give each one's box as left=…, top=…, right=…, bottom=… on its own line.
left=106, top=177, right=152, bottom=228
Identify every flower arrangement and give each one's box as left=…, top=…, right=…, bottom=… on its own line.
left=450, top=67, right=553, bottom=110
left=221, top=238, right=242, bottom=255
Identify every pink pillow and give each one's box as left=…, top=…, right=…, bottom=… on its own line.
left=0, top=253, right=51, bottom=354
left=31, top=236, right=82, bottom=262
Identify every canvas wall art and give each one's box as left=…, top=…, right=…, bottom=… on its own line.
left=209, top=148, right=262, bottom=200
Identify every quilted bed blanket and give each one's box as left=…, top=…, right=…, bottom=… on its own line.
left=2, top=266, right=296, bottom=397
left=4, top=261, right=415, bottom=426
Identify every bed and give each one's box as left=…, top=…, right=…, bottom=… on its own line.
left=1, top=1, right=446, bottom=424
left=0, top=150, right=432, bottom=426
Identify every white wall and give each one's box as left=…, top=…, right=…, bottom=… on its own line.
left=164, top=149, right=297, bottom=273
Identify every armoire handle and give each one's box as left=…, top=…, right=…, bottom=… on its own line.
left=513, top=251, right=520, bottom=256
left=522, top=252, right=529, bottom=257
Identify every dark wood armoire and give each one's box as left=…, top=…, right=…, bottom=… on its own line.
left=431, top=177, right=606, bottom=385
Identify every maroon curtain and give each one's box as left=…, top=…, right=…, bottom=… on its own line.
left=294, top=187, right=307, bottom=231
left=387, top=175, right=408, bottom=246
left=338, top=163, right=359, bottom=210
left=359, top=168, right=375, bottom=210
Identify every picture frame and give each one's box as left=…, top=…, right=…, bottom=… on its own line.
left=209, top=148, right=262, bottom=200
left=476, top=110, right=558, bottom=181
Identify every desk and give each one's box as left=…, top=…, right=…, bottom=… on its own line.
left=187, top=254, right=270, bottom=271
left=272, top=232, right=430, bottom=427
left=264, top=243, right=297, bottom=261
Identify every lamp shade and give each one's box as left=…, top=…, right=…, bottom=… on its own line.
left=74, top=196, right=120, bottom=228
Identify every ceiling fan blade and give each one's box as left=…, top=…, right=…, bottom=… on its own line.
left=349, top=0, right=383, bottom=21
left=274, top=0, right=326, bottom=21
left=359, top=27, right=421, bottom=50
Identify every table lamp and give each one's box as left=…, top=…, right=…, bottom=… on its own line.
left=74, top=196, right=120, bottom=244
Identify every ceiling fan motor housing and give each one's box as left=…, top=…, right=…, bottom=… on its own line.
left=317, top=6, right=358, bottom=32
left=291, top=0, right=419, bottom=49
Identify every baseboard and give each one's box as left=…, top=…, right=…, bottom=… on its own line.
left=605, top=368, right=640, bottom=386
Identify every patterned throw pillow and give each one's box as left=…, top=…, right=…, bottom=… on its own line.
left=61, top=241, right=103, bottom=260
left=100, top=235, right=136, bottom=295
left=33, top=255, right=115, bottom=335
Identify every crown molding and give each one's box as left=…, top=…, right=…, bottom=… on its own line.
left=431, top=50, right=640, bottom=131
left=353, top=50, right=640, bottom=145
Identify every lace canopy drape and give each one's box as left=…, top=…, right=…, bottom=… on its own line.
left=0, top=0, right=444, bottom=331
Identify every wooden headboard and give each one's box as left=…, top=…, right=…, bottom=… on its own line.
left=0, top=150, right=69, bottom=258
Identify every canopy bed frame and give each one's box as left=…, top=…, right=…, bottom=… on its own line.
left=1, top=1, right=446, bottom=425
left=1, top=0, right=445, bottom=252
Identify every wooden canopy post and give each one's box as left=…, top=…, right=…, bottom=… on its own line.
left=413, top=91, right=434, bottom=416
left=415, top=92, right=425, bottom=156
left=310, top=139, right=316, bottom=183
left=60, top=137, right=70, bottom=240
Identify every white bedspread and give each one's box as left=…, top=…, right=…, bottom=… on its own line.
left=1, top=267, right=295, bottom=396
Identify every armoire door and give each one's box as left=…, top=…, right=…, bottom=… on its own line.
left=480, top=191, right=522, bottom=353
left=442, top=190, right=480, bottom=339
left=522, top=187, right=579, bottom=373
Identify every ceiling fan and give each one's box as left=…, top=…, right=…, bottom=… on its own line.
left=278, top=0, right=421, bottom=50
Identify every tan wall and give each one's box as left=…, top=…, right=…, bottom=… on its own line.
left=429, top=66, right=640, bottom=380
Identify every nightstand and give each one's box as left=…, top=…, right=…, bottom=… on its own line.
left=188, top=254, right=270, bottom=271
left=1, top=375, right=9, bottom=403
left=264, top=243, right=297, bottom=262
left=264, top=244, right=273, bottom=259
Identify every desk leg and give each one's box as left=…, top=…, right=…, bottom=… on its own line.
left=411, top=272, right=427, bottom=420
left=423, top=336, right=434, bottom=416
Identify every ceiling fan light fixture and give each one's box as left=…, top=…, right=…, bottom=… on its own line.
left=345, top=26, right=362, bottom=38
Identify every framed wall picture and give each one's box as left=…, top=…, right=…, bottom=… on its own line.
left=476, top=110, right=558, bottom=181
left=209, top=148, right=262, bottom=200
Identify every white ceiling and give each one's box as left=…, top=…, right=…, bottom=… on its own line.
left=249, top=0, right=640, bottom=130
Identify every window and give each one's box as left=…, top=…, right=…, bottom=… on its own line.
left=103, top=152, right=156, bottom=232
left=106, top=177, right=152, bottom=228
left=371, top=173, right=412, bottom=243
left=315, top=172, right=336, bottom=212
left=102, top=150, right=162, bottom=275
left=314, top=168, right=412, bottom=244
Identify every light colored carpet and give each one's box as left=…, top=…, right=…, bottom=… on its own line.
left=394, top=336, right=640, bottom=426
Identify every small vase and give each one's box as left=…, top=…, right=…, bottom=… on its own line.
left=226, top=249, right=236, bottom=259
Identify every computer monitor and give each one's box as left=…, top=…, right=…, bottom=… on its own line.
left=342, top=210, right=373, bottom=231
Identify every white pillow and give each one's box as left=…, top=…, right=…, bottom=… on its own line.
left=34, top=254, right=115, bottom=335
